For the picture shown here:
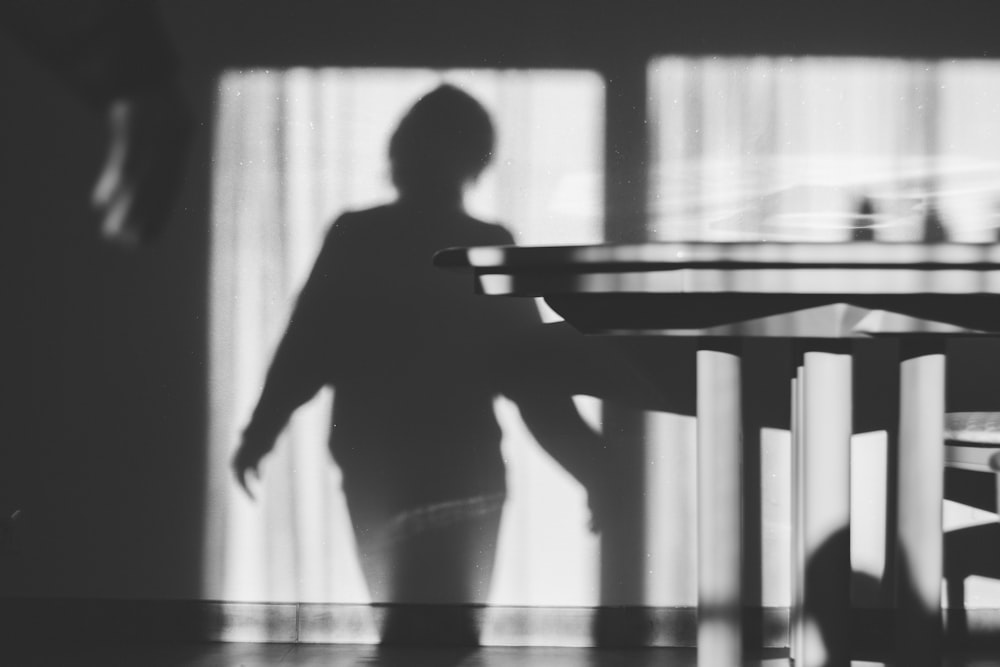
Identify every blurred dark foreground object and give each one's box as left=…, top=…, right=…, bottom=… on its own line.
left=2, top=0, right=193, bottom=246
left=89, top=82, right=194, bottom=245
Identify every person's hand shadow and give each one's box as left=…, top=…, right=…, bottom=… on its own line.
left=231, top=432, right=276, bottom=501
left=499, top=321, right=673, bottom=536
left=584, top=463, right=617, bottom=534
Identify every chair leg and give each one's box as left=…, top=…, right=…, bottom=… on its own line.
left=696, top=342, right=744, bottom=667
left=896, top=344, right=946, bottom=667
left=796, top=344, right=853, bottom=667
left=945, top=573, right=968, bottom=641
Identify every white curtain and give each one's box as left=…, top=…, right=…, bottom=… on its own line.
left=204, top=68, right=605, bottom=608
left=649, top=56, right=1000, bottom=242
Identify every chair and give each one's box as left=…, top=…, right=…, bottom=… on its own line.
left=942, top=412, right=1000, bottom=640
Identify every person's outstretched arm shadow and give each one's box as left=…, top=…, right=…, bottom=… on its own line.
left=496, top=319, right=676, bottom=532
left=508, top=389, right=615, bottom=531
left=232, top=220, right=351, bottom=495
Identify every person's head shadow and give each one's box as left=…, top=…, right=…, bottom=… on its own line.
left=389, top=83, right=494, bottom=208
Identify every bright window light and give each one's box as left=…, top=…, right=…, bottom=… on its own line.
left=205, top=68, right=604, bottom=615
left=649, top=56, right=1000, bottom=242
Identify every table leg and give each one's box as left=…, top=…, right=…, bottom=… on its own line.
left=696, top=342, right=744, bottom=667
left=896, top=341, right=946, bottom=666
left=790, top=350, right=805, bottom=665
left=796, top=343, right=853, bottom=667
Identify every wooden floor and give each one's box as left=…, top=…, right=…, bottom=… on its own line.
left=7, top=644, right=1000, bottom=667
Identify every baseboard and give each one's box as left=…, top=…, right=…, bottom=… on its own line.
left=0, top=599, right=998, bottom=649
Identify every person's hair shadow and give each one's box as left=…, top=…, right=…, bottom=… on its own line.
left=232, top=84, right=667, bottom=648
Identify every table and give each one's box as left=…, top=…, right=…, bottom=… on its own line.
left=434, top=241, right=1000, bottom=667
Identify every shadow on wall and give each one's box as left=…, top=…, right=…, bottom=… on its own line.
left=230, top=85, right=667, bottom=646
left=224, top=73, right=1000, bottom=657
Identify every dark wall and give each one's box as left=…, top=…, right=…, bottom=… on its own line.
left=0, top=26, right=208, bottom=598
left=2, top=0, right=1000, bottom=601
left=166, top=0, right=1000, bottom=70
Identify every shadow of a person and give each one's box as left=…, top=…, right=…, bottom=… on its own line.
left=230, top=84, right=625, bottom=647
